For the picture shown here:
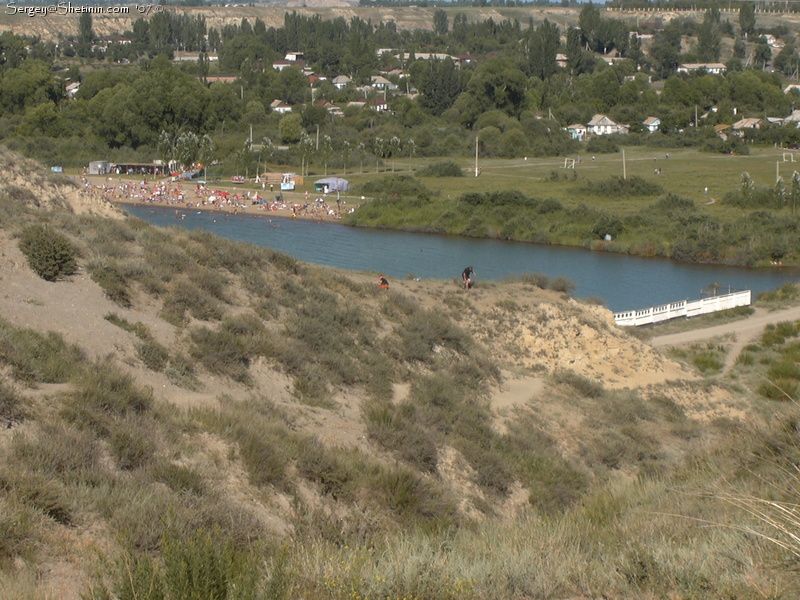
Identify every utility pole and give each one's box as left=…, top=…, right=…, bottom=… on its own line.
left=316, top=124, right=320, bottom=151
left=474, top=135, right=479, bottom=177
left=623, top=148, right=627, bottom=180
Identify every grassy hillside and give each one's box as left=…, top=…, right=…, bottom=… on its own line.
left=1, top=147, right=799, bottom=599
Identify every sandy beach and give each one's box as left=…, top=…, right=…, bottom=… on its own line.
left=84, top=174, right=359, bottom=224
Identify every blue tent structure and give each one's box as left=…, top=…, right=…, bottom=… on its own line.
left=314, top=177, right=349, bottom=193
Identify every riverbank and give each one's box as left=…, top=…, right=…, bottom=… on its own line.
left=84, top=175, right=359, bottom=224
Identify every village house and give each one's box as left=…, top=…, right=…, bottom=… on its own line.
left=314, top=99, right=344, bottom=118
left=332, top=75, right=352, bottom=90
left=270, top=99, right=293, bottom=115
left=567, top=124, right=587, bottom=141
left=370, top=97, right=390, bottom=112
left=370, top=75, right=397, bottom=91
left=732, top=117, right=763, bottom=134
left=66, top=81, right=81, bottom=100
left=677, top=63, right=727, bottom=75
left=642, top=117, right=661, bottom=133
left=272, top=60, right=294, bottom=72
left=588, top=114, right=628, bottom=136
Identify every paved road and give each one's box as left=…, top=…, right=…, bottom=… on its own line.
left=650, top=304, right=800, bottom=371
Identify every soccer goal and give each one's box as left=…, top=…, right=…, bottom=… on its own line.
left=783, top=153, right=795, bottom=163
left=564, top=158, right=576, bottom=169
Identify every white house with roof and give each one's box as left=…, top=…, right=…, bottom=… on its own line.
left=371, top=75, right=397, bottom=91
left=332, top=75, right=352, bottom=90
left=677, top=63, right=727, bottom=75
left=784, top=109, right=800, bottom=126
left=285, top=51, right=304, bottom=62
left=270, top=99, right=293, bottom=114
left=643, top=117, right=661, bottom=133
left=370, top=97, right=390, bottom=112
left=588, top=114, right=628, bottom=136
left=272, top=60, right=294, bottom=72
left=732, top=117, right=763, bottom=133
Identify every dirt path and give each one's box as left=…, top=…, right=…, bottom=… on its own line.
left=650, top=304, right=800, bottom=370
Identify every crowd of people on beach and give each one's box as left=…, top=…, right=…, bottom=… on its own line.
left=84, top=177, right=356, bottom=221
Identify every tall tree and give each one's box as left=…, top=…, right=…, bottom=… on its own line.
left=696, top=8, right=722, bottom=62
left=433, top=9, right=449, bottom=36
left=527, top=19, right=560, bottom=80
left=739, top=2, right=756, bottom=40
left=77, top=13, right=93, bottom=58
left=411, top=58, right=463, bottom=116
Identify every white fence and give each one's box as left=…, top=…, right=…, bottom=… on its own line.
left=613, top=290, right=751, bottom=327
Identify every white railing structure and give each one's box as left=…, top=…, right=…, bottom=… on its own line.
left=613, top=290, right=751, bottom=327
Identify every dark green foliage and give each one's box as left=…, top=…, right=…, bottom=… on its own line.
left=585, top=136, right=621, bottom=154
left=416, top=160, right=464, bottom=177
left=582, top=175, right=663, bottom=198
left=592, top=214, right=624, bottom=239
left=17, top=224, right=78, bottom=281
left=360, top=175, right=431, bottom=199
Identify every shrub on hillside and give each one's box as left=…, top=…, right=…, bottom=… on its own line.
left=416, top=161, right=464, bottom=177
left=0, top=380, right=25, bottom=425
left=0, top=319, right=86, bottom=383
left=17, top=224, right=78, bottom=281
left=582, top=176, right=663, bottom=198
left=88, top=260, right=132, bottom=307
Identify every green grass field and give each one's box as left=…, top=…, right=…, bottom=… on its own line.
left=337, top=146, right=791, bottom=215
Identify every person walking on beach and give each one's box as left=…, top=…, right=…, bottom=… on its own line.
left=462, top=266, right=475, bottom=290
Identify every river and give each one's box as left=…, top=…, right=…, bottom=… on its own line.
left=123, top=204, right=800, bottom=313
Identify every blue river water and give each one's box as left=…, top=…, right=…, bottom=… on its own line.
left=123, top=204, right=800, bottom=313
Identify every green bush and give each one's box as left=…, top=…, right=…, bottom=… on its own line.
left=691, top=352, right=723, bottom=373
left=0, top=380, right=25, bottom=425
left=137, top=339, right=170, bottom=372
left=361, top=174, right=431, bottom=199
left=88, top=260, right=131, bottom=307
left=553, top=369, right=604, bottom=398
left=0, top=471, right=73, bottom=525
left=149, top=462, right=206, bottom=495
left=417, top=160, right=464, bottom=177
left=17, top=224, right=78, bottom=281
left=0, top=319, right=86, bottom=383
left=582, top=175, right=663, bottom=198
left=549, top=276, right=576, bottom=294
